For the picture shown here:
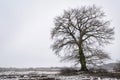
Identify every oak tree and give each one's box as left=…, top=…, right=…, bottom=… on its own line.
left=51, top=5, right=114, bottom=71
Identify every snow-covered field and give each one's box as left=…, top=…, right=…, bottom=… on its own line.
left=0, top=71, right=120, bottom=80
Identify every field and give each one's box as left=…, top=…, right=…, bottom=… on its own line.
left=0, top=68, right=120, bottom=80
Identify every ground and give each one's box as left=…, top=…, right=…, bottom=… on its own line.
left=0, top=71, right=120, bottom=80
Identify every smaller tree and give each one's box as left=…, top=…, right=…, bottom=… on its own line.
left=114, top=61, right=120, bottom=72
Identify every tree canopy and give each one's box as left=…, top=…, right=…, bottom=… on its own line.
left=51, top=5, right=114, bottom=71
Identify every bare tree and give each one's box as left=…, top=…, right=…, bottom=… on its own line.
left=51, top=5, right=114, bottom=71
left=114, top=61, right=120, bottom=72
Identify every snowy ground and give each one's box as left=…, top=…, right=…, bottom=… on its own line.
left=0, top=71, right=120, bottom=80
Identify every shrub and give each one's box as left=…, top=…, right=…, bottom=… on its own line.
left=59, top=68, right=78, bottom=75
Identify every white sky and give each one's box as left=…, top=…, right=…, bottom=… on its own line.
left=0, top=0, right=120, bottom=68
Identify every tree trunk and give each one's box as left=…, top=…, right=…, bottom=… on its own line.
left=79, top=47, right=88, bottom=72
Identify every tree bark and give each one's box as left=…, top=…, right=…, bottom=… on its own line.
left=79, top=47, right=88, bottom=71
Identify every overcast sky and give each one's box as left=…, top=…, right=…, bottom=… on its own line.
left=0, top=0, right=120, bottom=68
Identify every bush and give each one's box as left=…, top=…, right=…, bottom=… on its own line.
left=89, top=68, right=120, bottom=78
left=113, top=61, right=120, bottom=72
left=59, top=68, right=78, bottom=75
